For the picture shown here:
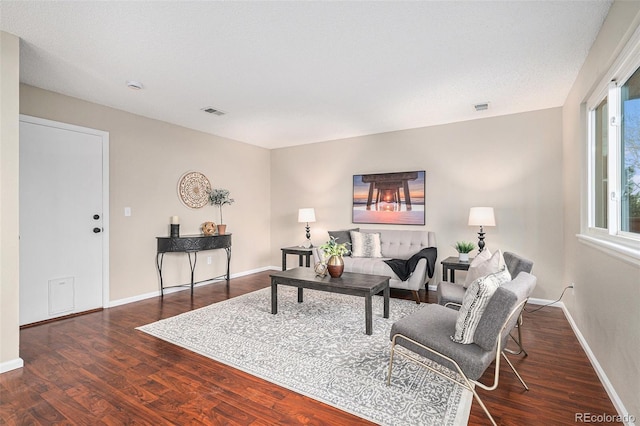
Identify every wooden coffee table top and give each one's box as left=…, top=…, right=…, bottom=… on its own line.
left=270, top=267, right=390, bottom=292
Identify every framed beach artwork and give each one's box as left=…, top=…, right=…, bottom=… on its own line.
left=352, top=170, right=425, bottom=225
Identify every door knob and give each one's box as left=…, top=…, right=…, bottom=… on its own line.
left=93, top=214, right=100, bottom=220
left=93, top=227, right=102, bottom=233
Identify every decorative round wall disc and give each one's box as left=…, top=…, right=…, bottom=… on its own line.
left=177, top=171, right=211, bottom=209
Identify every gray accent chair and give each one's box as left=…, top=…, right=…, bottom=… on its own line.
left=437, top=251, right=534, bottom=355
left=387, top=271, right=537, bottom=426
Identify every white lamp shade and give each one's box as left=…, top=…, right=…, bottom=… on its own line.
left=468, top=207, right=495, bottom=226
left=298, top=208, right=316, bottom=223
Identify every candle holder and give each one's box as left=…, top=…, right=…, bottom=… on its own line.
left=170, top=224, right=180, bottom=238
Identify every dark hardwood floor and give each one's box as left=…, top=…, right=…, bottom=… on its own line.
left=1, top=271, right=621, bottom=425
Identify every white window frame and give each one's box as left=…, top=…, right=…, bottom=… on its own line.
left=580, top=25, right=640, bottom=266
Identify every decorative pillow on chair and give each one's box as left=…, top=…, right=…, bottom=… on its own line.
left=452, top=267, right=512, bottom=344
left=328, top=228, right=359, bottom=256
left=463, top=249, right=503, bottom=288
left=350, top=231, right=382, bottom=258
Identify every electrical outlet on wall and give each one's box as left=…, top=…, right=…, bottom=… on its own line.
left=570, top=282, right=576, bottom=290
left=207, top=256, right=212, bottom=265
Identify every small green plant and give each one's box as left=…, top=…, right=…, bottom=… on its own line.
left=454, top=241, right=476, bottom=254
left=319, top=236, right=350, bottom=258
left=208, top=188, right=234, bottom=224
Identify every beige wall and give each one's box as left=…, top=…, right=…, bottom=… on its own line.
left=271, top=108, right=564, bottom=300
left=19, top=85, right=272, bottom=302
left=0, top=32, right=22, bottom=369
left=562, top=1, right=640, bottom=418
left=3, top=4, right=639, bottom=416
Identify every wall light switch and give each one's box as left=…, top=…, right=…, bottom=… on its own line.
left=124, top=207, right=132, bottom=217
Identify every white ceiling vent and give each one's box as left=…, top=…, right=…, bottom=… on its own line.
left=474, top=102, right=490, bottom=112
left=201, top=107, right=226, bottom=116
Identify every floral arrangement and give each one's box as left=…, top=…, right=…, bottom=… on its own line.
left=319, top=236, right=350, bottom=258
left=208, top=188, right=234, bottom=224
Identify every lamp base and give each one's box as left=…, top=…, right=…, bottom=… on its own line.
left=477, top=226, right=486, bottom=252
left=300, top=239, right=313, bottom=249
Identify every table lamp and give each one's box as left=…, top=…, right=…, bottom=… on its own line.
left=298, top=208, right=316, bottom=248
left=468, top=207, right=495, bottom=253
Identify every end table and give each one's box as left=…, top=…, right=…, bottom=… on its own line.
left=281, top=246, right=313, bottom=271
left=441, top=256, right=473, bottom=283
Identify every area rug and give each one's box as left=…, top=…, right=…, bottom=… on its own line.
left=137, top=287, right=472, bottom=425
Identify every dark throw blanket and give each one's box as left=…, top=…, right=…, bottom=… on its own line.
left=384, top=247, right=437, bottom=281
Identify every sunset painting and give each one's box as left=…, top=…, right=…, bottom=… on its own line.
left=352, top=171, right=425, bottom=225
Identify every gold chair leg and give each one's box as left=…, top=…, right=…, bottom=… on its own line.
left=505, top=314, right=528, bottom=356
left=501, top=352, right=529, bottom=391
left=386, top=341, right=396, bottom=385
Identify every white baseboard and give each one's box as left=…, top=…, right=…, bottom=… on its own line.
left=107, top=270, right=635, bottom=425
left=560, top=304, right=636, bottom=426
left=107, top=266, right=274, bottom=308
left=427, top=290, right=634, bottom=425
left=0, top=357, right=24, bottom=373
left=512, top=297, right=634, bottom=425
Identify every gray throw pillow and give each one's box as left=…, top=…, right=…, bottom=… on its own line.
left=328, top=228, right=358, bottom=256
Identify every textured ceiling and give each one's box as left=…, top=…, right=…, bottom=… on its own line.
left=1, top=1, right=612, bottom=149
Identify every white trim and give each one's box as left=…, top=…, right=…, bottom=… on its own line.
left=584, top=24, right=640, bottom=245
left=0, top=357, right=24, bottom=373
left=107, top=266, right=273, bottom=308
left=577, top=233, right=640, bottom=266
left=586, top=23, right=640, bottom=107
left=526, top=297, right=565, bottom=308
left=18, top=115, right=111, bottom=308
left=561, top=304, right=636, bottom=426
left=427, top=292, right=634, bottom=424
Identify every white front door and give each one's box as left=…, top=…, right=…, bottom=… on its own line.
left=19, top=116, right=109, bottom=326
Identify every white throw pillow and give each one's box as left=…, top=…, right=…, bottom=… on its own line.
left=350, top=231, right=382, bottom=258
left=463, top=249, right=503, bottom=288
left=452, top=267, right=512, bottom=344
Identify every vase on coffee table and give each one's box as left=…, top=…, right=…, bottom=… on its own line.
left=327, top=255, right=344, bottom=278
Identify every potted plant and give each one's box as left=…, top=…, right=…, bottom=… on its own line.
left=208, top=188, right=234, bottom=235
left=454, top=241, right=476, bottom=262
left=319, top=236, right=350, bottom=278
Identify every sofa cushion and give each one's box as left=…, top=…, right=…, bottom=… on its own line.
left=360, top=229, right=434, bottom=259
left=350, top=231, right=382, bottom=258
left=452, top=267, right=511, bottom=344
left=390, top=304, right=496, bottom=380
left=328, top=228, right=358, bottom=256
left=463, top=249, right=503, bottom=288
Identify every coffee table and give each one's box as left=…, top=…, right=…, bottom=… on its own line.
left=270, top=267, right=390, bottom=335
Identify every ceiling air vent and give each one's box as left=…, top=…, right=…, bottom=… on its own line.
left=474, top=102, right=489, bottom=112
left=201, top=107, right=226, bottom=116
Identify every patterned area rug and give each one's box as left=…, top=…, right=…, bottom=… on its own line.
left=137, top=287, right=472, bottom=425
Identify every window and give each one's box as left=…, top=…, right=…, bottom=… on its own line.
left=593, top=97, right=608, bottom=229
left=584, top=30, right=640, bottom=261
left=621, top=68, right=640, bottom=234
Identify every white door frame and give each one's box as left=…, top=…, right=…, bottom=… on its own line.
left=19, top=114, right=110, bottom=307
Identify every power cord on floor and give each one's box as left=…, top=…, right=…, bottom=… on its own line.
left=524, top=285, right=573, bottom=313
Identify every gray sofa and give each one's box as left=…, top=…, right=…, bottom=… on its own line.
left=315, top=228, right=437, bottom=303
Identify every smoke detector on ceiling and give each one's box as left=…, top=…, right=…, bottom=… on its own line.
left=201, top=107, right=226, bottom=116
left=474, top=102, right=490, bottom=112
left=126, top=80, right=143, bottom=90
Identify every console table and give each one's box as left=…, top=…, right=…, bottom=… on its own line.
left=156, top=234, right=232, bottom=296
